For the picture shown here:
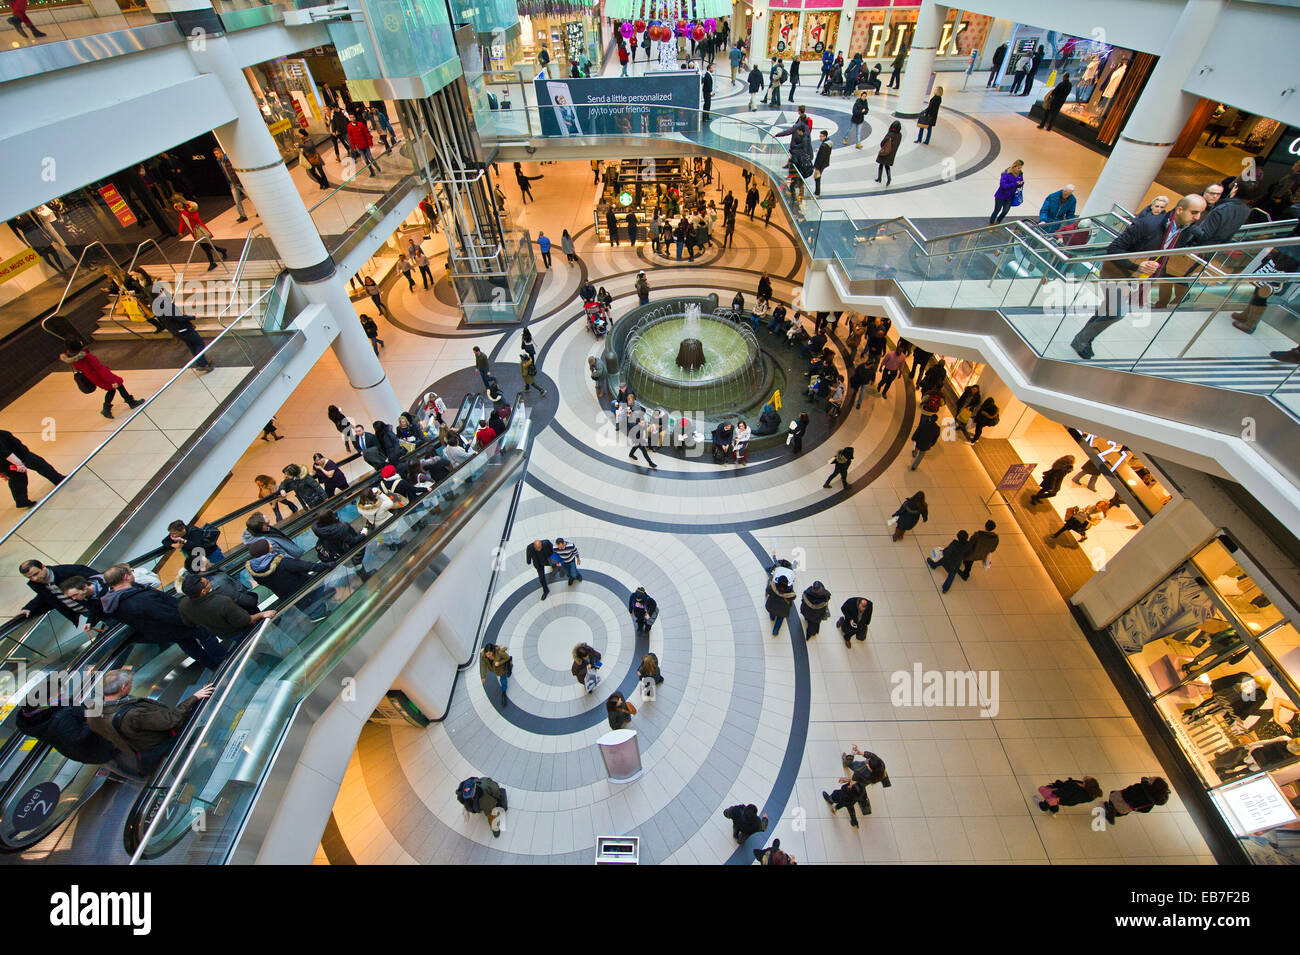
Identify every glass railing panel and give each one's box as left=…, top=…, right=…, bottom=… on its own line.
left=307, top=134, right=428, bottom=255
left=1273, top=363, right=1300, bottom=419
left=131, top=406, right=533, bottom=863
left=0, top=2, right=169, bottom=57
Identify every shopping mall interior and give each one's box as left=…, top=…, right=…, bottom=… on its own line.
left=0, top=0, right=1298, bottom=871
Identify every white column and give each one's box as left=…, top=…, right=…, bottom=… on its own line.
left=895, top=0, right=949, bottom=118
left=186, top=33, right=402, bottom=423
left=1080, top=0, right=1226, bottom=217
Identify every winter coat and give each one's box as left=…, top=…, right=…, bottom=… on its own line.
left=918, top=94, right=941, bottom=127
left=99, top=584, right=206, bottom=644
left=935, top=536, right=974, bottom=573
left=800, top=583, right=831, bottom=621
left=281, top=471, right=327, bottom=509
left=357, top=492, right=395, bottom=528
left=839, top=597, right=873, bottom=635
left=966, top=529, right=1000, bottom=562
left=1190, top=196, right=1252, bottom=246
left=346, top=120, right=373, bottom=150
left=893, top=495, right=928, bottom=531
left=247, top=550, right=326, bottom=600
left=16, top=705, right=116, bottom=764
left=313, top=517, right=365, bottom=563
left=748, top=67, right=764, bottom=93
left=911, top=415, right=941, bottom=452
left=851, top=97, right=869, bottom=125
left=61, top=349, right=122, bottom=390
left=21, top=562, right=100, bottom=623
left=241, top=525, right=304, bottom=558
left=994, top=171, right=1024, bottom=202
left=1039, top=189, right=1077, bottom=227
left=876, top=127, right=902, bottom=167
left=87, top=694, right=200, bottom=760
left=178, top=591, right=256, bottom=638
left=765, top=578, right=795, bottom=617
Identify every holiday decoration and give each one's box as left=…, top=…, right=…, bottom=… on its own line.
left=704, top=16, right=716, bottom=32
left=634, top=18, right=645, bottom=33
left=621, top=20, right=634, bottom=38
left=692, top=24, right=705, bottom=41
left=676, top=19, right=688, bottom=36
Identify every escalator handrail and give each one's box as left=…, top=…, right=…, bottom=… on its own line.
left=126, top=395, right=530, bottom=861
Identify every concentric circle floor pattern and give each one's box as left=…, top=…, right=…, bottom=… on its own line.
left=323, top=156, right=1215, bottom=866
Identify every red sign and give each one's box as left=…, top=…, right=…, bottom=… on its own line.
left=97, top=184, right=137, bottom=228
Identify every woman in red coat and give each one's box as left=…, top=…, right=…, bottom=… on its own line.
left=60, top=337, right=144, bottom=419
left=171, top=196, right=228, bottom=270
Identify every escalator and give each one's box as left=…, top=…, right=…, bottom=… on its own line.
left=125, top=393, right=531, bottom=863
left=0, top=393, right=486, bottom=856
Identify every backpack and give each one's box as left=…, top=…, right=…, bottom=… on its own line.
left=921, top=393, right=943, bottom=414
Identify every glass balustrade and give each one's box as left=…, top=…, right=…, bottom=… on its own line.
left=131, top=402, right=532, bottom=863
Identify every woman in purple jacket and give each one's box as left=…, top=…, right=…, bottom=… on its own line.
left=990, top=159, right=1024, bottom=224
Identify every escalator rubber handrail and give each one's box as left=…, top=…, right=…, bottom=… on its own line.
left=125, top=395, right=529, bottom=860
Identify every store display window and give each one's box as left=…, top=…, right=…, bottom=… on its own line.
left=1075, top=432, right=1172, bottom=519
left=1110, top=538, right=1300, bottom=863
left=1055, top=43, right=1134, bottom=131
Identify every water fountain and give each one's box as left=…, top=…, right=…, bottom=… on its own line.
left=614, top=295, right=780, bottom=419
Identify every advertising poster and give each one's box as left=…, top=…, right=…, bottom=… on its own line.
left=768, top=10, right=798, bottom=58
left=800, top=11, right=837, bottom=59
left=534, top=74, right=700, bottom=137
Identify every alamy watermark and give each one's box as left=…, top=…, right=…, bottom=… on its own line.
left=890, top=663, right=1000, bottom=717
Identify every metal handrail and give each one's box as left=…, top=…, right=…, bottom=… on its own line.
left=0, top=286, right=277, bottom=557
left=38, top=240, right=118, bottom=341
left=100, top=238, right=178, bottom=341
left=173, top=232, right=232, bottom=304
left=128, top=402, right=530, bottom=864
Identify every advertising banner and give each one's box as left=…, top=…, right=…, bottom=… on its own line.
left=800, top=10, right=838, bottom=58
left=96, top=184, right=137, bottom=228
left=768, top=9, right=799, bottom=57
left=533, top=74, right=700, bottom=137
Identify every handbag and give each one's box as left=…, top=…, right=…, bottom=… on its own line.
left=1011, top=187, right=1024, bottom=207
left=929, top=546, right=944, bottom=562
left=73, top=371, right=95, bottom=394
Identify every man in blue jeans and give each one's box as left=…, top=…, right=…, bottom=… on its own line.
left=551, top=538, right=583, bottom=584
left=849, top=360, right=874, bottom=409
left=926, top=530, right=973, bottom=593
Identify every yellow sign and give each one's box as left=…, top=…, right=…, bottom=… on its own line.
left=0, top=248, right=39, bottom=285
left=770, top=389, right=782, bottom=411
left=268, top=118, right=292, bottom=136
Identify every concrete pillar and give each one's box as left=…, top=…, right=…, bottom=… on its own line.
left=1080, top=0, right=1226, bottom=217
left=185, top=32, right=402, bottom=422
left=895, top=0, right=949, bottom=119
left=982, top=18, right=1013, bottom=77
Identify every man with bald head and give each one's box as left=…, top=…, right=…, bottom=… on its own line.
left=1070, top=193, right=1206, bottom=359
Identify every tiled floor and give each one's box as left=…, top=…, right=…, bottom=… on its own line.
left=316, top=159, right=1215, bottom=865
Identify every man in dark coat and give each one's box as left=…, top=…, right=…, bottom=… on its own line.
left=15, top=703, right=116, bottom=764
left=910, top=414, right=941, bottom=470
left=959, top=520, right=1000, bottom=580
left=246, top=539, right=331, bottom=621
left=1069, top=194, right=1206, bottom=359
left=812, top=130, right=832, bottom=197
left=838, top=596, right=872, bottom=647
left=987, top=42, right=1007, bottom=87
left=17, top=559, right=101, bottom=626
left=926, top=530, right=973, bottom=593
left=628, top=587, right=659, bottom=635
left=1037, top=73, right=1072, bottom=131
left=526, top=539, right=555, bottom=600
left=99, top=564, right=227, bottom=668
left=702, top=64, right=714, bottom=118
left=1, top=429, right=67, bottom=508
left=747, top=64, right=764, bottom=111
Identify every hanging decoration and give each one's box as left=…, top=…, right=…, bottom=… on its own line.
left=634, top=17, right=645, bottom=32
left=621, top=20, right=634, bottom=38
left=704, top=17, right=716, bottom=33
left=692, top=24, right=704, bottom=41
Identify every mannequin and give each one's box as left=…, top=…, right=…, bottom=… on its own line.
left=1100, top=62, right=1126, bottom=105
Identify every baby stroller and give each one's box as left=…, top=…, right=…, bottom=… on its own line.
left=585, top=300, right=609, bottom=336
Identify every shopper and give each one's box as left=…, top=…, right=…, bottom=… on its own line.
left=99, top=564, right=227, bottom=668
left=909, top=413, right=941, bottom=471
left=396, top=251, right=415, bottom=292
left=1009, top=53, right=1032, bottom=95
left=926, top=530, right=973, bottom=593
left=799, top=580, right=832, bottom=640
left=212, top=147, right=251, bottom=222
left=1037, top=777, right=1103, bottom=814
left=515, top=162, right=542, bottom=202
left=1038, top=185, right=1077, bottom=233
left=520, top=352, right=548, bottom=397
left=914, top=87, right=942, bottom=145
left=635, top=270, right=650, bottom=304
left=479, top=643, right=512, bottom=707
left=765, top=571, right=796, bottom=636
left=628, top=586, right=658, bottom=636
left=360, top=313, right=384, bottom=354
left=61, top=337, right=144, bottom=420
left=968, top=397, right=1000, bottom=443
left=361, top=275, right=388, bottom=317
left=525, top=538, right=555, bottom=601
left=888, top=44, right=906, bottom=89
left=296, top=130, right=330, bottom=189
left=747, top=64, right=764, bottom=111
left=472, top=345, right=491, bottom=388
left=845, top=91, right=870, bottom=149
left=5, top=0, right=47, bottom=37
left=787, top=57, right=799, bottom=101
left=959, top=520, right=999, bottom=580
left=178, top=573, right=274, bottom=641
left=572, top=642, right=603, bottom=692
left=987, top=42, right=1007, bottom=87
left=1021, top=45, right=1045, bottom=96
left=171, top=196, right=227, bottom=270
left=787, top=412, right=809, bottom=455
left=536, top=231, right=552, bottom=268
left=637, top=652, right=664, bottom=693
left=721, top=803, right=769, bottom=843
left=87, top=670, right=215, bottom=775
left=1037, top=73, right=1072, bottom=131
left=1069, top=195, right=1206, bottom=359
left=991, top=160, right=1024, bottom=225
left=411, top=245, right=433, bottom=289
left=812, top=130, right=832, bottom=198
left=561, top=229, right=577, bottom=263
left=455, top=776, right=507, bottom=837
left=875, top=120, right=902, bottom=186
left=877, top=343, right=908, bottom=397
left=1029, top=455, right=1075, bottom=504
left=606, top=691, right=637, bottom=730
left=1103, top=777, right=1170, bottom=824
left=1052, top=501, right=1109, bottom=542
left=1071, top=457, right=1103, bottom=491
left=837, top=596, right=873, bottom=647
left=840, top=745, right=890, bottom=814
left=822, top=445, right=854, bottom=490
left=890, top=491, right=928, bottom=542
left=346, top=112, right=381, bottom=176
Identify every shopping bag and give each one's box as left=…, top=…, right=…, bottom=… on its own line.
left=929, top=546, right=944, bottom=562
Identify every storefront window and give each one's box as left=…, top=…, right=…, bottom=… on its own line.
left=1111, top=537, right=1300, bottom=863
left=1075, top=431, right=1172, bottom=519
left=1056, top=44, right=1134, bottom=131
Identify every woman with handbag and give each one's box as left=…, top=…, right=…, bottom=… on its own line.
left=61, top=337, right=144, bottom=419
left=875, top=120, right=902, bottom=185
left=606, top=691, right=636, bottom=729
left=889, top=491, right=928, bottom=542
left=914, top=87, right=942, bottom=145
left=991, top=159, right=1025, bottom=224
